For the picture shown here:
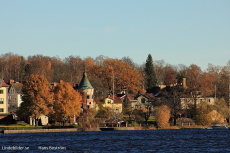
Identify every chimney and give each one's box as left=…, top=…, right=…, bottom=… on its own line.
left=10, top=79, right=15, bottom=84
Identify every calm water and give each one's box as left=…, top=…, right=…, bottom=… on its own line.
left=0, top=129, right=230, bottom=153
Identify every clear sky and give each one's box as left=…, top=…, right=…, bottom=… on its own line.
left=0, top=0, right=229, bottom=70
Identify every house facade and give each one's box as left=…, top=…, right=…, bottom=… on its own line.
left=98, top=93, right=156, bottom=114
left=103, top=97, right=123, bottom=113
left=8, top=81, right=23, bottom=113
left=0, top=79, right=9, bottom=114
left=180, top=97, right=215, bottom=109
left=119, top=93, right=155, bottom=110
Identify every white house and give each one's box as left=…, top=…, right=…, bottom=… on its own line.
left=8, top=81, right=23, bottom=113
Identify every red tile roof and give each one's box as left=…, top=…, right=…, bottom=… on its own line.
left=0, top=79, right=9, bottom=87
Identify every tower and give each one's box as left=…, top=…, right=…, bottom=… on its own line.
left=76, top=72, right=94, bottom=109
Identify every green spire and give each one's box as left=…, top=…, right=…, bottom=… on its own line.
left=77, top=72, right=93, bottom=89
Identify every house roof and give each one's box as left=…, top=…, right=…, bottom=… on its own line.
left=0, top=79, right=9, bottom=87
left=114, top=97, right=122, bottom=104
left=119, top=93, right=155, bottom=102
left=142, top=93, right=155, bottom=101
left=11, top=83, right=23, bottom=93
left=105, top=97, right=122, bottom=104
left=77, top=72, right=93, bottom=89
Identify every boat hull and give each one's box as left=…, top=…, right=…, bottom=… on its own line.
left=99, top=127, right=115, bottom=131
left=210, top=125, right=228, bottom=129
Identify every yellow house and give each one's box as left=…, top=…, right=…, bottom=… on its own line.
left=129, top=93, right=155, bottom=109
left=100, top=97, right=123, bottom=114
left=180, top=97, right=215, bottom=109
left=0, top=79, right=9, bottom=114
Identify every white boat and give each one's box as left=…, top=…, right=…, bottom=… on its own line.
left=210, top=125, right=228, bottom=129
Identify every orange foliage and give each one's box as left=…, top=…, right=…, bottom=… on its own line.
left=201, top=72, right=216, bottom=97
left=185, top=64, right=203, bottom=90
left=19, top=74, right=53, bottom=118
left=90, top=58, right=145, bottom=93
left=155, top=105, right=171, bottom=128
left=185, top=64, right=217, bottom=97
left=84, top=57, right=95, bottom=69
left=53, top=82, right=82, bottom=122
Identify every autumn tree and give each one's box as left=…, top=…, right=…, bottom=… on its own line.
left=163, top=64, right=177, bottom=85
left=153, top=60, right=166, bottom=85
left=215, top=68, right=230, bottom=103
left=155, top=105, right=171, bottom=128
left=17, top=74, right=53, bottom=126
left=185, top=64, right=203, bottom=108
left=185, top=64, right=203, bottom=90
left=200, top=72, right=216, bottom=97
left=194, top=98, right=229, bottom=126
left=194, top=101, right=214, bottom=125
left=89, top=77, right=108, bottom=101
left=214, top=98, right=229, bottom=122
left=63, top=55, right=84, bottom=83
left=77, top=108, right=99, bottom=131
left=160, top=86, right=183, bottom=126
left=95, top=106, right=114, bottom=119
left=135, top=107, right=152, bottom=127
left=145, top=54, right=157, bottom=89
left=122, top=56, right=136, bottom=68
left=91, top=58, right=145, bottom=94
left=53, top=82, right=82, bottom=125
left=0, top=53, right=26, bottom=82
left=27, top=55, right=54, bottom=82
left=49, top=56, right=65, bottom=82
left=94, top=55, right=108, bottom=66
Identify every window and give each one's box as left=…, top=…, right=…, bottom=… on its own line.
left=107, top=100, right=111, bottom=104
left=192, top=100, right=195, bottom=104
left=0, top=108, right=4, bottom=112
left=116, top=107, right=119, bottom=111
left=87, top=95, right=90, bottom=99
left=141, top=98, right=146, bottom=103
left=0, top=90, right=3, bottom=94
left=207, top=99, right=210, bottom=103
left=0, top=98, right=3, bottom=104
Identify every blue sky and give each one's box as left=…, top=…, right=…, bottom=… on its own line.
left=0, top=0, right=229, bottom=70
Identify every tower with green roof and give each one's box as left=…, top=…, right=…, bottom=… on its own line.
left=76, top=72, right=94, bottom=108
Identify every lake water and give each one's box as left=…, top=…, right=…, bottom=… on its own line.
left=0, top=129, right=230, bottom=153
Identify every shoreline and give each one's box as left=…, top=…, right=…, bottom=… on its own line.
left=0, top=125, right=216, bottom=134
left=1, top=128, right=82, bottom=134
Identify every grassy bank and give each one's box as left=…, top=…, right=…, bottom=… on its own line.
left=0, top=122, right=79, bottom=130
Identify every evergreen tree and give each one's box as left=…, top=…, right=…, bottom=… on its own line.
left=145, top=54, right=156, bottom=89
left=23, top=64, right=33, bottom=83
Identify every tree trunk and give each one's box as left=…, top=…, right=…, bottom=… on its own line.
left=173, top=115, right=177, bottom=126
